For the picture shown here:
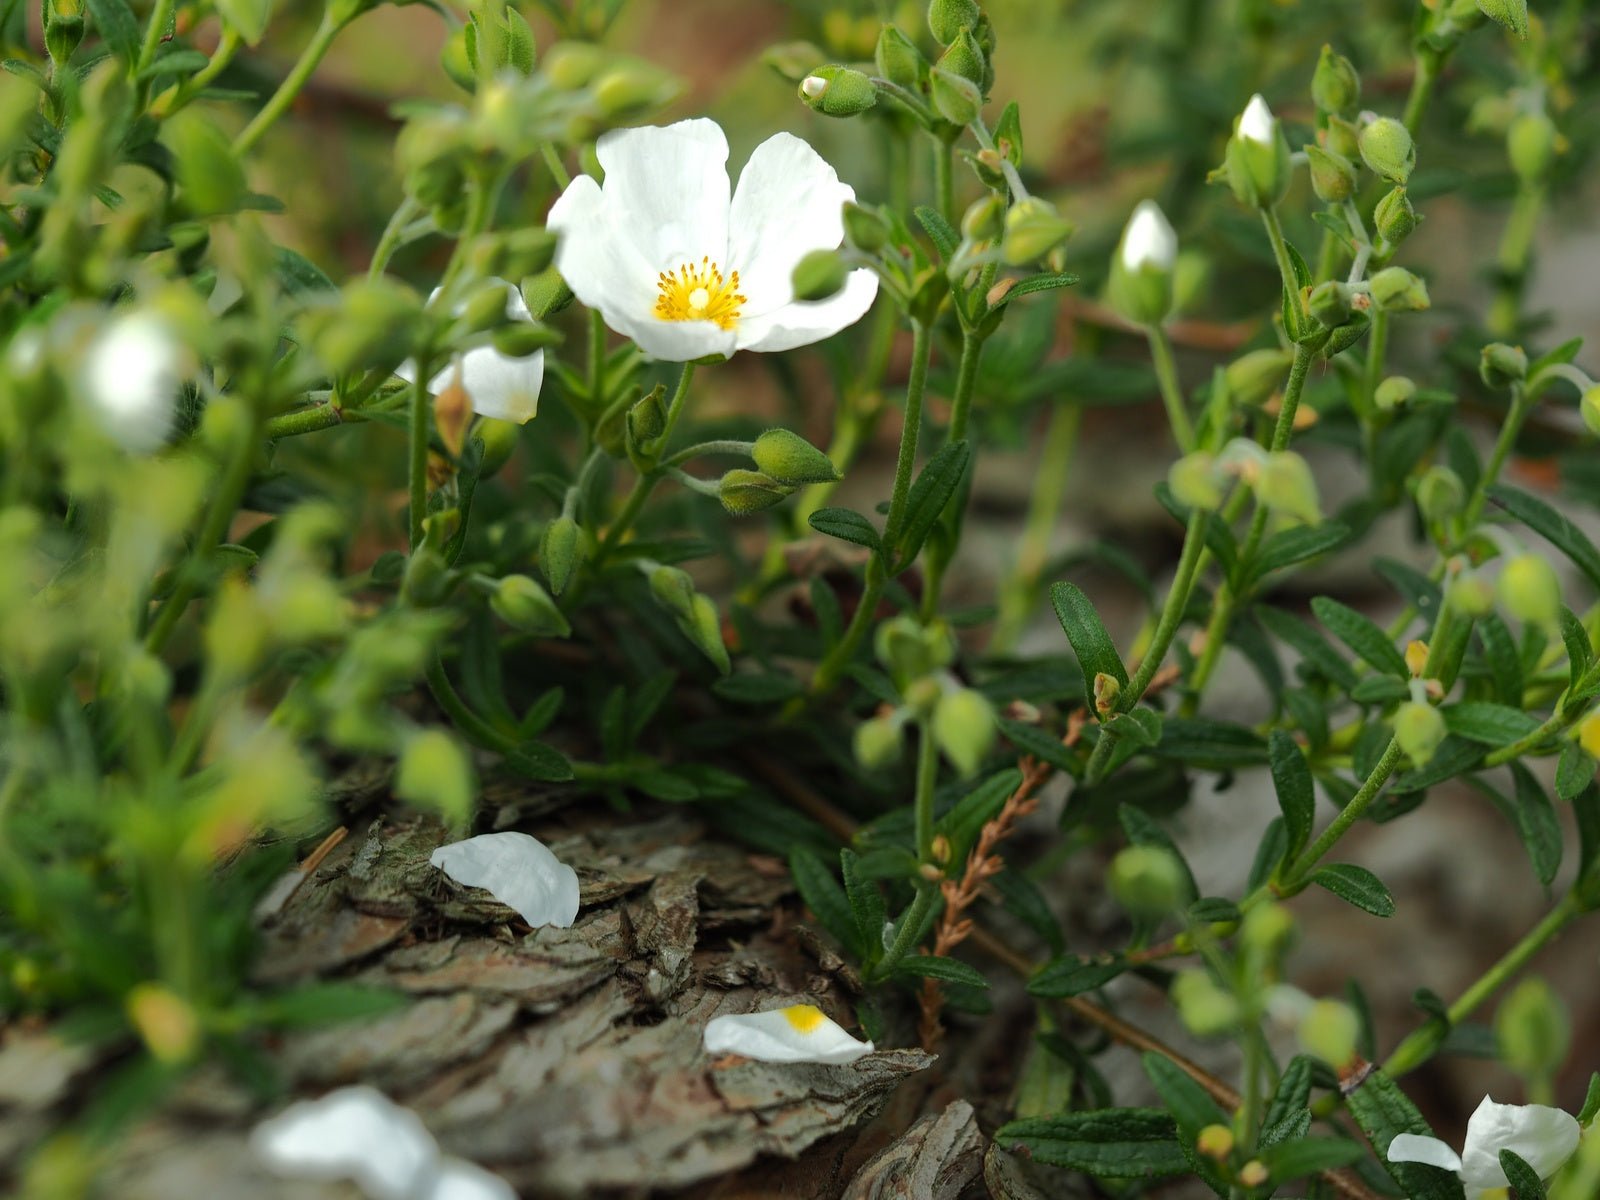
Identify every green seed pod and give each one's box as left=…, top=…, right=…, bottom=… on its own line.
left=1311, top=44, right=1360, bottom=117
left=1297, top=999, right=1361, bottom=1068
left=1415, top=464, right=1466, bottom=523
left=791, top=248, right=849, bottom=301
left=842, top=202, right=891, bottom=253
left=1257, top=451, right=1321, bottom=525
left=1169, top=452, right=1223, bottom=511
left=718, top=469, right=792, bottom=515
left=875, top=614, right=955, bottom=688
left=1497, top=554, right=1561, bottom=624
left=1304, top=144, right=1357, bottom=204
left=932, top=686, right=997, bottom=778
left=1241, top=902, right=1295, bottom=960
left=684, top=593, right=731, bottom=674
left=1507, top=111, right=1558, bottom=183
left=752, top=429, right=840, bottom=486
left=855, top=712, right=906, bottom=769
left=1001, top=197, right=1074, bottom=267
left=1224, top=348, right=1294, bottom=408
left=1224, top=95, right=1291, bottom=209
left=1369, top=266, right=1430, bottom=313
left=960, top=193, right=1005, bottom=243
left=1447, top=573, right=1496, bottom=618
left=798, top=66, right=878, bottom=118
left=1479, top=342, right=1529, bottom=389
left=1308, top=280, right=1354, bottom=329
left=1109, top=845, right=1187, bottom=916
left=1358, top=116, right=1415, bottom=184
left=927, top=0, right=980, bottom=44
left=542, top=40, right=606, bottom=89
left=936, top=29, right=986, bottom=89
left=1393, top=700, right=1447, bottom=766
left=1373, top=185, right=1417, bottom=245
left=1173, top=970, right=1242, bottom=1038
left=929, top=67, right=981, bottom=124
left=396, top=729, right=476, bottom=825
left=539, top=515, right=583, bottom=595
left=491, top=575, right=570, bottom=637
left=1374, top=375, right=1416, bottom=410
left=648, top=563, right=696, bottom=619
left=875, top=25, right=925, bottom=89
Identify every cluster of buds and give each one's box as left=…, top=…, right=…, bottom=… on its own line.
left=1169, top=439, right=1321, bottom=526
left=854, top=615, right=997, bottom=779
left=643, top=561, right=730, bottom=673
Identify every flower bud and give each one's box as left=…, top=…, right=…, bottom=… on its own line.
left=928, top=0, right=980, bottom=44
left=626, top=384, right=668, bottom=452
left=903, top=676, right=942, bottom=718
left=647, top=564, right=697, bottom=620
left=1109, top=845, right=1187, bottom=915
left=1224, top=347, right=1293, bottom=408
left=1241, top=902, right=1295, bottom=960
left=855, top=712, right=905, bottom=769
left=876, top=614, right=955, bottom=686
left=1169, top=452, right=1223, bottom=510
left=1321, top=313, right=1370, bottom=361
left=1447, top=573, right=1496, bottom=618
left=540, top=515, right=583, bottom=595
left=1495, top=977, right=1569, bottom=1083
left=1497, top=554, right=1560, bottom=624
left=1108, top=199, right=1176, bottom=326
left=1358, top=116, right=1415, bottom=183
left=1308, top=280, right=1354, bottom=329
left=685, top=593, right=730, bottom=674
left=932, top=686, right=997, bottom=778
left=752, top=428, right=840, bottom=486
left=718, top=469, right=792, bottom=516
left=1258, top=451, right=1321, bottom=525
left=1311, top=44, right=1360, bottom=117
left=1093, top=671, right=1120, bottom=716
left=591, top=61, right=678, bottom=120
left=1374, top=375, right=1416, bottom=410
left=1304, top=144, right=1357, bottom=203
left=929, top=67, right=981, bottom=124
left=542, top=39, right=605, bottom=89
left=1173, top=970, right=1241, bottom=1038
left=127, top=984, right=200, bottom=1065
left=1196, top=1125, right=1235, bottom=1162
left=1393, top=700, right=1447, bottom=766
left=1238, top=1161, right=1269, bottom=1188
left=1368, top=266, right=1430, bottom=313
left=1224, top=94, right=1291, bottom=208
left=1405, top=639, right=1430, bottom=677
left=1479, top=342, right=1528, bottom=389
left=798, top=66, right=877, bottom=118
left=791, top=248, right=849, bottom=301
left=1322, top=114, right=1360, bottom=161
left=1001, top=197, right=1074, bottom=267
left=520, top=268, right=574, bottom=320
left=1297, top=999, right=1360, bottom=1067
left=875, top=25, right=925, bottom=89
left=441, top=27, right=476, bottom=92
left=1373, top=185, right=1417, bottom=245
left=1415, top=465, right=1465, bottom=523
left=1580, top=387, right=1600, bottom=437
left=1507, top=111, right=1558, bottom=183
left=936, top=29, right=987, bottom=90
left=960, top=193, right=1006, bottom=243
left=495, top=228, right=558, bottom=279
left=44, top=0, right=85, bottom=63
left=843, top=202, right=891, bottom=253
left=396, top=728, right=477, bottom=824
left=491, top=574, right=570, bottom=637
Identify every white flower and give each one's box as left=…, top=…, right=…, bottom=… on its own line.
left=1387, top=1095, right=1581, bottom=1197
left=429, top=831, right=580, bottom=928
left=250, top=1086, right=513, bottom=1200
left=547, top=118, right=879, bottom=362
left=81, top=312, right=188, bottom=453
left=395, top=280, right=544, bottom=424
left=1120, top=200, right=1177, bottom=272
left=1239, top=94, right=1277, bottom=145
left=703, top=1003, right=874, bottom=1065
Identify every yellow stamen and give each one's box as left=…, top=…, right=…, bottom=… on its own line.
left=780, top=1003, right=826, bottom=1033
left=654, top=256, right=745, bottom=330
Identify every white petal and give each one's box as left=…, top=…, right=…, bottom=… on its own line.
left=702, top=1004, right=874, bottom=1065
left=425, top=1157, right=517, bottom=1200
left=250, top=1086, right=439, bottom=1200
left=429, top=832, right=580, bottom=928
left=82, top=313, right=185, bottom=454
left=728, top=131, right=857, bottom=319
left=593, top=118, right=731, bottom=271
left=1458, top=1096, right=1581, bottom=1190
left=1239, top=94, right=1276, bottom=144
left=735, top=268, right=879, bottom=354
left=395, top=283, right=544, bottom=424
left=1386, top=1133, right=1463, bottom=1175
left=1121, top=200, right=1177, bottom=271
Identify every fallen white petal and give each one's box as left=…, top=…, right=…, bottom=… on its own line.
left=429, top=831, right=580, bottom=928
left=1121, top=199, right=1178, bottom=272
left=703, top=1004, right=874, bottom=1065
left=426, top=1157, right=518, bottom=1200
left=1387, top=1132, right=1463, bottom=1175
left=82, top=312, right=185, bottom=454
left=1458, top=1095, right=1581, bottom=1190
left=250, top=1086, right=438, bottom=1200
left=1239, top=94, right=1276, bottom=144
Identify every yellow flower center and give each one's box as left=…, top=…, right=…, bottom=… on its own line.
left=655, top=257, right=745, bottom=330
left=780, top=1004, right=826, bottom=1033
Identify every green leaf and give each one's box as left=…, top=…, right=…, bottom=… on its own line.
left=1247, top=818, right=1289, bottom=892
left=1560, top=606, right=1594, bottom=685
left=1478, top=615, right=1525, bottom=707
left=1311, top=596, right=1409, bottom=678
left=253, top=983, right=409, bottom=1028
left=85, top=0, right=139, bottom=63
left=809, top=507, right=881, bottom=552
left=894, top=440, right=971, bottom=566
left=1153, top=717, right=1269, bottom=768
left=504, top=740, right=574, bottom=782
left=840, top=848, right=885, bottom=955
left=1558, top=743, right=1596, bottom=804
left=893, top=954, right=989, bottom=989
left=1344, top=1068, right=1468, bottom=1200
left=1104, top=708, right=1162, bottom=748
left=1261, top=1055, right=1314, bottom=1141
left=1251, top=521, right=1352, bottom=580
left=996, top=271, right=1079, bottom=303
left=711, top=672, right=802, bottom=705
left=1269, top=730, right=1315, bottom=862
left=1259, top=1137, right=1366, bottom=1182
left=1310, top=863, right=1396, bottom=917
left=998, top=717, right=1078, bottom=774
left=1392, top=736, right=1484, bottom=793
left=788, top=849, right=860, bottom=955
left=1440, top=702, right=1542, bottom=747
left=914, top=205, right=959, bottom=260
left=1119, top=805, right=1199, bottom=902
left=1507, top=765, right=1562, bottom=885
left=1141, top=1052, right=1227, bottom=1132
left=997, top=1109, right=1188, bottom=1178
left=1489, top=484, right=1600, bottom=593
left=1050, top=581, right=1127, bottom=709
left=1029, top=954, right=1127, bottom=997
left=273, top=245, right=337, bottom=294
left=1256, top=605, right=1360, bottom=692
left=936, top=768, right=1024, bottom=852
left=993, top=867, right=1063, bottom=953
left=1577, top=1071, right=1600, bottom=1125
left=1498, top=1149, right=1545, bottom=1199
left=1476, top=0, right=1529, bottom=37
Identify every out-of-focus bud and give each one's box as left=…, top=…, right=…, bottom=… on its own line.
left=1415, top=465, right=1465, bottom=523
left=590, top=58, right=680, bottom=120
left=1497, top=554, right=1560, bottom=624
left=855, top=711, right=906, bottom=769
left=1373, top=185, right=1417, bottom=245
left=752, top=428, right=840, bottom=486
left=441, top=26, right=476, bottom=92
left=647, top=564, right=697, bottom=621
left=929, top=67, right=981, bottom=124
left=1393, top=700, right=1447, bottom=766
left=875, top=25, right=925, bottom=89
left=932, top=686, right=997, bottom=778
left=1358, top=116, right=1415, bottom=183
left=928, top=0, right=981, bottom=44
left=1109, top=845, right=1187, bottom=916
left=1374, top=375, right=1416, bottom=410
left=307, top=278, right=424, bottom=376
left=539, top=515, right=583, bottom=596
left=960, top=193, right=1006, bottom=243
left=1311, top=44, right=1360, bottom=117
left=1108, top=199, right=1176, bottom=326
left=1305, top=144, right=1357, bottom=203
left=1241, top=902, right=1295, bottom=960
left=798, top=66, right=877, bottom=117
left=1309, top=280, right=1354, bottom=329
left=1173, top=970, right=1242, bottom=1038
left=1001, top=197, right=1074, bottom=266
left=1579, top=711, right=1600, bottom=759
left=44, top=0, right=86, bottom=63
left=167, top=109, right=247, bottom=217
left=1323, top=114, right=1361, bottom=161
left=1224, top=94, right=1291, bottom=209
left=127, top=984, right=200, bottom=1065
left=685, top=593, right=730, bottom=674
left=1238, top=1161, right=1269, bottom=1188
left=1581, top=387, right=1600, bottom=437
left=1447, top=573, right=1496, bottom=618
left=1495, top=977, right=1569, bottom=1083
left=875, top=615, right=955, bottom=689
left=205, top=575, right=266, bottom=679
left=1405, top=639, right=1430, bottom=677
left=1507, top=111, right=1558, bottom=183
left=396, top=728, right=477, bottom=824
left=1369, top=266, right=1430, bottom=313
left=1224, top=347, right=1293, bottom=408
left=1169, top=452, right=1223, bottom=511
left=719, top=469, right=792, bottom=515
left=843, top=202, right=891, bottom=254
left=1297, top=998, right=1361, bottom=1067
left=491, top=575, right=570, bottom=637
left=791, top=248, right=849, bottom=301
left=1196, top=1125, right=1235, bottom=1162
left=936, top=29, right=987, bottom=90
left=1258, top=451, right=1321, bottom=525
left=1479, top=342, right=1529, bottom=389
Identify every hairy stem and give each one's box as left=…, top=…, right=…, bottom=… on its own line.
left=232, top=12, right=346, bottom=156
left=1147, top=324, right=1194, bottom=453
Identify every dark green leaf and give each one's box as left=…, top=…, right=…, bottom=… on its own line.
left=914, top=205, right=959, bottom=260
left=1029, top=954, right=1127, bottom=997
left=809, top=507, right=881, bottom=552
left=1392, top=736, right=1484, bottom=792
left=997, top=1109, right=1188, bottom=1178
left=1154, top=717, right=1269, bottom=768
left=1344, top=1068, right=1468, bottom=1200
left=1259, top=1137, right=1366, bottom=1181
left=1311, top=596, right=1409, bottom=677
left=1256, top=606, right=1360, bottom=692
left=1478, top=615, right=1525, bottom=707
left=1577, top=1072, right=1600, bottom=1125
left=1557, top=743, right=1595, bottom=804
left=997, top=271, right=1079, bottom=302
left=895, top=440, right=971, bottom=566
left=1489, top=484, right=1600, bottom=592
left=1441, top=702, right=1542, bottom=747
left=1560, top=606, right=1594, bottom=685
left=1262, top=1056, right=1313, bottom=1141
left=998, top=717, right=1078, bottom=774
left=1269, top=730, right=1314, bottom=862
left=254, top=983, right=408, bottom=1029
left=711, top=672, right=802, bottom=705
left=273, top=245, right=337, bottom=294
left=992, top=867, right=1064, bottom=953
left=1252, top=521, right=1352, bottom=580
left=937, top=768, right=1025, bottom=851
left=840, top=848, right=885, bottom=955
left=1142, top=1052, right=1227, bottom=1132
left=788, top=849, right=860, bottom=954
left=85, top=0, right=139, bottom=63
left=1498, top=1149, right=1545, bottom=1199
left=1050, top=581, right=1127, bottom=709
left=1351, top=676, right=1410, bottom=704
left=1510, top=765, right=1562, bottom=885
left=504, top=740, right=574, bottom=782
left=1247, top=818, right=1288, bottom=892
left=1105, top=707, right=1162, bottom=748
left=893, top=954, right=989, bottom=989
left=1119, top=805, right=1198, bottom=902
left=1310, top=863, right=1396, bottom=916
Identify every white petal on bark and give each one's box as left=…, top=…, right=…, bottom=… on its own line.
left=82, top=313, right=185, bottom=454
left=1239, top=93, right=1276, bottom=144
left=394, top=282, right=544, bottom=423
left=1121, top=200, right=1178, bottom=271
left=1386, top=1133, right=1463, bottom=1175
left=251, top=1086, right=439, bottom=1200
left=727, top=131, right=857, bottom=319
left=426, top=1158, right=518, bottom=1200
left=1457, top=1096, right=1581, bottom=1190
left=736, top=268, right=879, bottom=354
left=429, top=832, right=580, bottom=928
left=594, top=118, right=731, bottom=272
left=702, top=1006, right=874, bottom=1065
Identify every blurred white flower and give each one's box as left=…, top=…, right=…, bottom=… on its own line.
left=1239, top=94, right=1277, bottom=144
left=251, top=1085, right=512, bottom=1200
left=1387, top=1095, right=1580, bottom=1196
left=429, top=831, right=579, bottom=928
left=396, top=280, right=544, bottom=424
left=1120, top=200, right=1177, bottom=271
left=81, top=312, right=187, bottom=453
left=703, top=1003, right=874, bottom=1064
left=547, top=118, right=878, bottom=362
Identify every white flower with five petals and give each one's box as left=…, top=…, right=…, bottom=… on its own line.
left=395, top=280, right=544, bottom=424
left=547, top=118, right=879, bottom=362
left=1387, top=1095, right=1581, bottom=1197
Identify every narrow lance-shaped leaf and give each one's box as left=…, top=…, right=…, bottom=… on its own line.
left=1050, top=581, right=1127, bottom=710
left=1269, top=730, right=1314, bottom=862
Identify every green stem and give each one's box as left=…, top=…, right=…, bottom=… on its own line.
left=136, top=0, right=177, bottom=75
left=992, top=402, right=1080, bottom=655
left=265, top=401, right=354, bottom=439
left=1487, top=184, right=1545, bottom=340
left=875, top=882, right=938, bottom=979
left=1484, top=685, right=1597, bottom=766
left=1146, top=324, right=1194, bottom=452
left=1279, top=738, right=1405, bottom=888
left=881, top=320, right=932, bottom=553
left=1461, top=384, right=1532, bottom=533
left=913, top=720, right=939, bottom=863
left=159, top=27, right=241, bottom=113
left=232, top=12, right=346, bottom=157
left=587, top=309, right=607, bottom=409
left=1401, top=46, right=1442, bottom=135
left=540, top=142, right=572, bottom=188
left=368, top=196, right=424, bottom=282
left=933, top=136, right=954, bottom=224
left=1260, top=207, right=1305, bottom=334
left=945, top=329, right=983, bottom=446
left=408, top=360, right=432, bottom=550
left=596, top=362, right=696, bottom=560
